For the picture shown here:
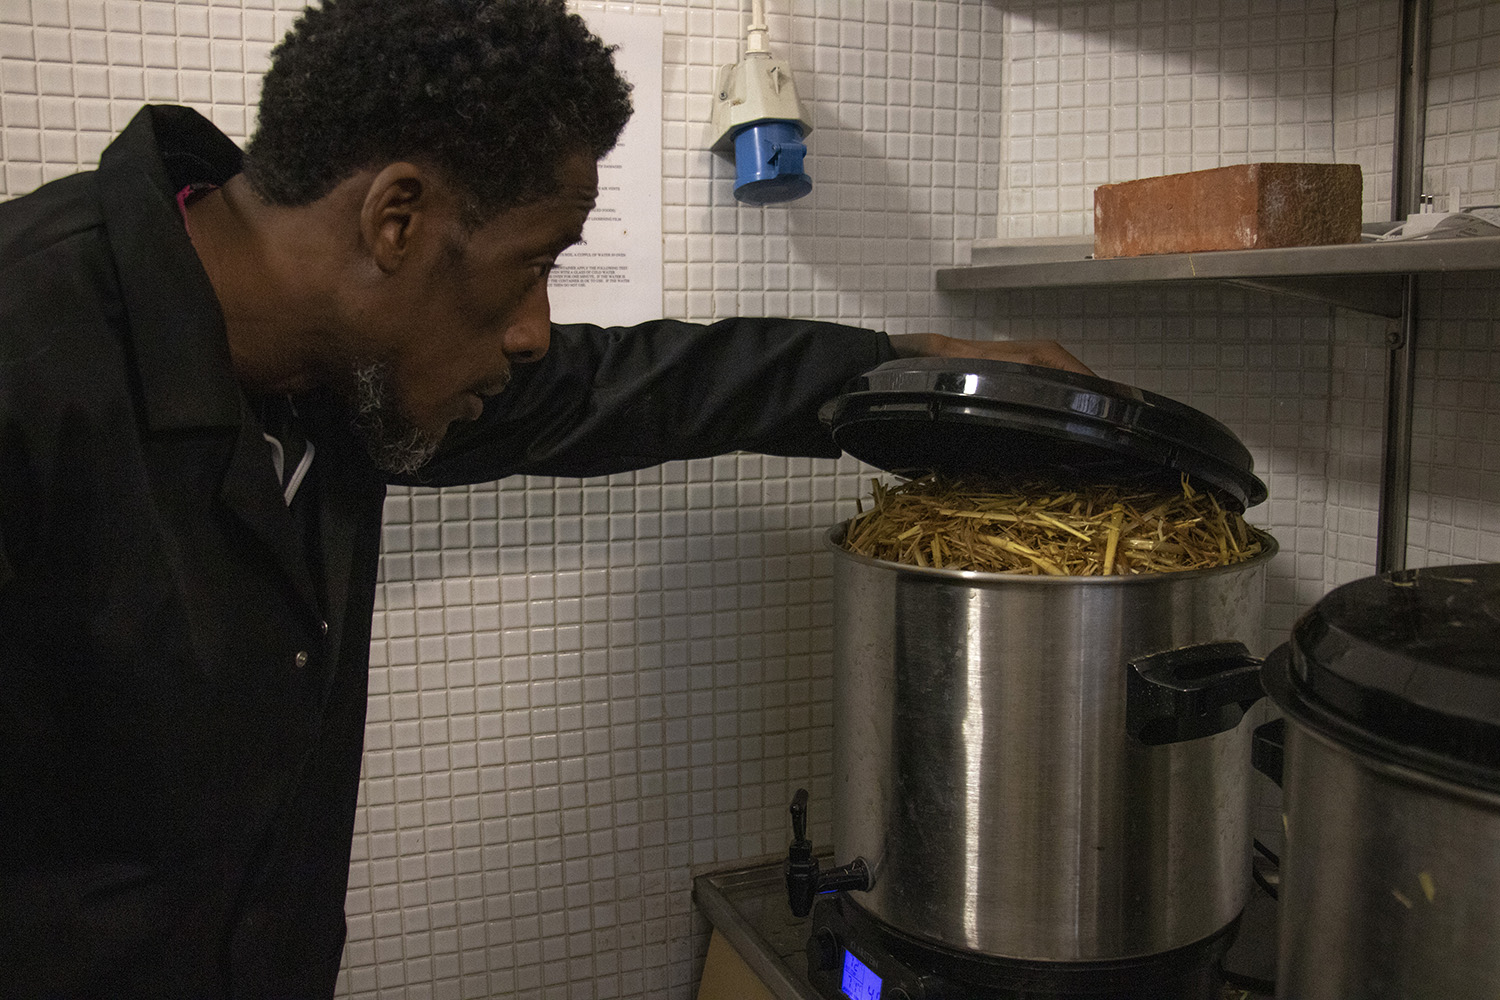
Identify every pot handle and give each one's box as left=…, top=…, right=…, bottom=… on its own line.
left=1252, top=716, right=1285, bottom=787
left=1127, top=640, right=1266, bottom=745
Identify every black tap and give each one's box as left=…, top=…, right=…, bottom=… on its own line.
left=785, top=788, right=872, bottom=918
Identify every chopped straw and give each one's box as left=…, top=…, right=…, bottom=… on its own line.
left=842, top=474, right=1263, bottom=575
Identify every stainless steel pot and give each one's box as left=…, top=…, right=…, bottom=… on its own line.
left=828, top=524, right=1278, bottom=963
left=1272, top=710, right=1500, bottom=998
left=1259, top=564, right=1500, bottom=999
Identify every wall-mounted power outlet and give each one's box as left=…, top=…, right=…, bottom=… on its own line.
left=708, top=1, right=813, bottom=205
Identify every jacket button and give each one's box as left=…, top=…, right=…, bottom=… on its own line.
left=295, top=651, right=309, bottom=668
left=320, top=620, right=329, bottom=636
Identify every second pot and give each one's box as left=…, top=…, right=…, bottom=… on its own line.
left=1259, top=563, right=1500, bottom=1000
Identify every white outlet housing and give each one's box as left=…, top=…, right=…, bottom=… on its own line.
left=710, top=54, right=811, bottom=154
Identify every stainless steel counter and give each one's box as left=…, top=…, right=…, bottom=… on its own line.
left=693, top=858, right=822, bottom=1000
left=692, top=857, right=1277, bottom=1000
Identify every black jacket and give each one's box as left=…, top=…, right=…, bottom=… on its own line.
left=0, top=105, right=894, bottom=998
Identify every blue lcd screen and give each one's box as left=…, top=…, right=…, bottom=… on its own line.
left=840, top=949, right=882, bottom=1000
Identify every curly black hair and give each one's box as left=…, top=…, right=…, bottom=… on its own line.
left=242, top=0, right=633, bottom=225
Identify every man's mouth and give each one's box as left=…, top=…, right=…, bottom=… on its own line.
left=475, top=372, right=511, bottom=400
left=458, top=392, right=486, bottom=422
left=456, top=373, right=512, bottom=422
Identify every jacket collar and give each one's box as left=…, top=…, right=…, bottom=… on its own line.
left=95, top=105, right=245, bottom=433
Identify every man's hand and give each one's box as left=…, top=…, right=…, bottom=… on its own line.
left=886, top=333, right=1094, bottom=376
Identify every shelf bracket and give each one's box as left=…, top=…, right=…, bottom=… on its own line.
left=1219, top=275, right=1404, bottom=318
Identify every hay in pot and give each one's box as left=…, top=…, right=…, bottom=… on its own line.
left=841, top=474, right=1264, bottom=576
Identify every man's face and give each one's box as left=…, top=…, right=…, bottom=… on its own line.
left=344, top=151, right=599, bottom=474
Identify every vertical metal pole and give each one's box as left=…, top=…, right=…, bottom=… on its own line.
left=1378, top=277, right=1418, bottom=573
left=1376, top=0, right=1431, bottom=573
left=1391, top=0, right=1432, bottom=217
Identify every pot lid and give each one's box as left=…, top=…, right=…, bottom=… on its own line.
left=819, top=358, right=1267, bottom=510
left=1278, top=562, right=1500, bottom=781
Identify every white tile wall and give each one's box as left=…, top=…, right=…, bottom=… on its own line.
left=3, top=0, right=1499, bottom=997
left=1424, top=0, right=1500, bottom=208
left=997, top=0, right=1339, bottom=240
left=1410, top=0, right=1500, bottom=571
left=1334, top=0, right=1400, bottom=216
left=1410, top=270, right=1500, bottom=567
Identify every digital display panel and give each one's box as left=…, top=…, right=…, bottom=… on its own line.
left=840, top=949, right=882, bottom=1000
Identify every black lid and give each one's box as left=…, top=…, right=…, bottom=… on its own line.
left=1268, top=563, right=1500, bottom=788
left=819, top=357, right=1267, bottom=510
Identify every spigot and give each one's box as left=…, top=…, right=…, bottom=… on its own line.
left=786, top=788, right=820, bottom=916
left=785, top=788, right=871, bottom=918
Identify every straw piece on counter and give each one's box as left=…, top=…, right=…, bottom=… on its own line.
left=841, top=474, right=1264, bottom=575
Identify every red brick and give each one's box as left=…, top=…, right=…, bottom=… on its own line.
left=1093, top=162, right=1363, bottom=259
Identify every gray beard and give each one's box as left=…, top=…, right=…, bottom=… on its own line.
left=348, top=362, right=444, bottom=476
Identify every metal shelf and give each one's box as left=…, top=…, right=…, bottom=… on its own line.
left=936, top=235, right=1500, bottom=317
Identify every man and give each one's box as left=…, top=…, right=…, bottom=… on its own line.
left=0, top=0, right=1087, bottom=995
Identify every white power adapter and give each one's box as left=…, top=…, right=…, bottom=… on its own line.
left=1376, top=188, right=1500, bottom=241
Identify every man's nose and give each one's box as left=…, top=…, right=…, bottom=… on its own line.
left=502, top=282, right=552, bottom=362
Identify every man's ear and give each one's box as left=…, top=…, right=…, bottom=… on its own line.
left=359, top=162, right=428, bottom=275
